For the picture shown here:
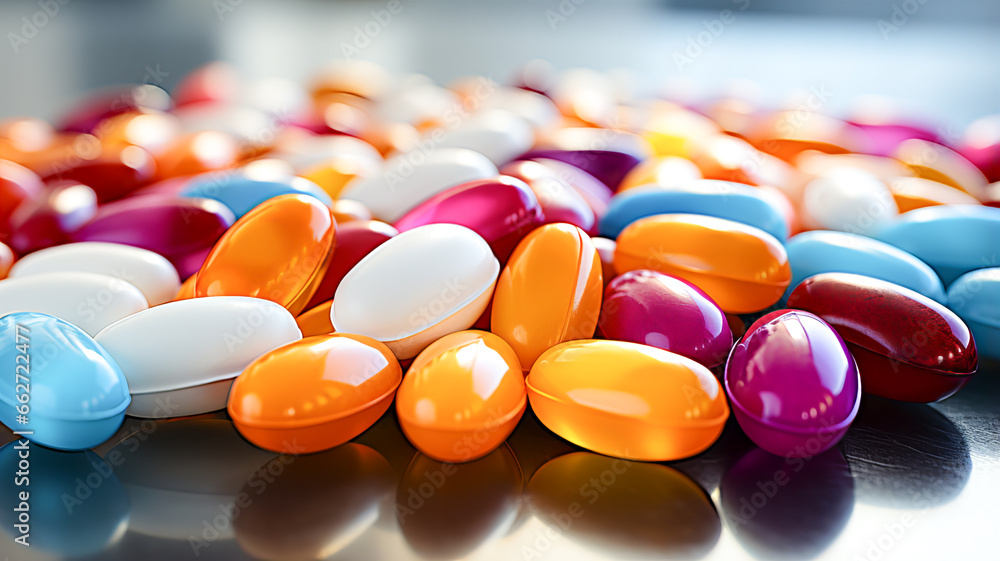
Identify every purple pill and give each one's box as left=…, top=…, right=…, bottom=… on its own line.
left=725, top=309, right=860, bottom=458
left=600, top=270, right=733, bottom=368
left=517, top=149, right=641, bottom=192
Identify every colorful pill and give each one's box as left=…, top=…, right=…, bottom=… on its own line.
left=614, top=214, right=791, bottom=314
left=526, top=339, right=729, bottom=461
left=6, top=180, right=97, bottom=254
left=0, top=159, right=45, bottom=235
left=295, top=300, right=335, bottom=337
left=947, top=268, right=1000, bottom=359
left=435, top=108, right=534, bottom=165
left=304, top=219, right=396, bottom=309
left=801, top=167, right=897, bottom=235
left=887, top=176, right=982, bottom=213
left=41, top=144, right=157, bottom=203
left=500, top=159, right=598, bottom=235
left=725, top=310, right=861, bottom=457
left=182, top=169, right=332, bottom=219
left=894, top=138, right=989, bottom=200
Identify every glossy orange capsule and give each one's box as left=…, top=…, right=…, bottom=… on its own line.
left=396, top=331, right=527, bottom=463
left=491, top=223, right=603, bottom=370
left=614, top=214, right=791, bottom=314
left=228, top=333, right=402, bottom=454
left=888, top=176, right=981, bottom=213
left=172, top=274, right=197, bottom=301
left=894, top=139, right=989, bottom=200
left=295, top=300, right=336, bottom=337
left=154, top=131, right=242, bottom=179
left=527, top=339, right=729, bottom=461
left=195, top=194, right=336, bottom=316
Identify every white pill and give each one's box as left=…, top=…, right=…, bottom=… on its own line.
left=436, top=109, right=534, bottom=165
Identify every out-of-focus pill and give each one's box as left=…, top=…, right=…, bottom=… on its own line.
left=154, top=131, right=242, bottom=179
left=58, top=84, right=171, bottom=133
left=333, top=223, right=499, bottom=359
left=229, top=333, right=400, bottom=453
left=887, top=176, right=982, bottom=212
left=749, top=111, right=863, bottom=161
left=330, top=198, right=373, bottom=224
left=527, top=339, right=728, bottom=461
left=0, top=242, right=12, bottom=279
left=592, top=236, right=617, bottom=288
left=95, top=296, right=301, bottom=418
left=847, top=117, right=943, bottom=157
left=895, top=138, right=989, bottom=200
left=617, top=156, right=703, bottom=192
left=601, top=270, right=733, bottom=368
left=725, top=310, right=860, bottom=457
left=394, top=176, right=543, bottom=264
left=518, top=157, right=613, bottom=217
left=785, top=230, right=946, bottom=303
left=435, top=109, right=534, bottom=165
left=182, top=169, right=332, bottom=219
left=614, top=214, right=791, bottom=314
left=473, top=86, right=560, bottom=130
left=196, top=194, right=336, bottom=316
left=396, top=331, right=526, bottom=462
left=71, top=194, right=236, bottom=280
left=788, top=273, right=977, bottom=402
left=96, top=111, right=181, bottom=157
left=492, top=223, right=603, bottom=369
left=801, top=167, right=898, bottom=235
left=295, top=300, right=335, bottom=337
left=947, top=268, right=1000, bottom=359
left=0, top=159, right=45, bottom=234
left=304, top=220, right=396, bottom=310
left=342, top=147, right=498, bottom=222
left=959, top=114, right=1000, bottom=183
left=6, top=180, right=97, bottom=254
left=872, top=205, right=1000, bottom=285
left=11, top=241, right=181, bottom=306
left=516, top=148, right=641, bottom=192
left=173, top=62, right=240, bottom=106
left=500, top=159, right=598, bottom=235
left=0, top=272, right=147, bottom=335
left=640, top=104, right=721, bottom=158
left=41, top=144, right=157, bottom=203
left=600, top=180, right=789, bottom=241
left=173, top=103, right=275, bottom=149
left=691, top=135, right=803, bottom=195
left=0, top=312, right=130, bottom=450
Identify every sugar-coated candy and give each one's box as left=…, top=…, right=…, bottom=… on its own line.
left=600, top=270, right=733, bottom=368
left=785, top=230, right=946, bottom=303
left=0, top=271, right=147, bottom=335
left=527, top=339, right=729, bottom=461
left=0, top=312, right=130, bottom=450
left=947, top=268, right=1000, bottom=359
left=333, top=223, right=499, bottom=359
left=614, top=214, right=791, bottom=314
left=396, top=331, right=526, bottom=462
left=195, top=193, right=336, bottom=316
left=229, top=333, right=401, bottom=454
left=725, top=310, right=861, bottom=457
left=492, top=223, right=603, bottom=369
left=788, top=273, right=977, bottom=403
left=873, top=205, right=1000, bottom=285
left=10, top=241, right=180, bottom=306
left=95, top=296, right=302, bottom=417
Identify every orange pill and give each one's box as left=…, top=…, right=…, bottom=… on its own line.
left=396, top=331, right=527, bottom=463
left=617, top=156, right=703, bottom=192
left=888, top=176, right=982, bottom=213
left=195, top=194, right=335, bottom=316
left=229, top=333, right=402, bottom=454
left=894, top=139, right=989, bottom=200
left=614, top=214, right=790, bottom=314
left=526, top=339, right=729, bottom=461
left=295, top=300, right=335, bottom=337
left=491, top=223, right=603, bottom=370
left=172, top=273, right=197, bottom=301
left=155, top=131, right=241, bottom=179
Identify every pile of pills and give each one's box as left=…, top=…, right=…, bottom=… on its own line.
left=1, top=61, right=998, bottom=465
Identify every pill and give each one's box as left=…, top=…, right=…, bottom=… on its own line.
left=788, top=273, right=977, bottom=402
left=0, top=272, right=147, bottom=335
left=640, top=103, right=721, bottom=158
left=296, top=300, right=335, bottom=337
left=182, top=169, right=332, bottom=219
left=750, top=111, right=863, bottom=161
left=174, top=103, right=275, bottom=148
left=959, top=113, right=1000, bottom=183
left=517, top=148, right=641, bottom=192
left=492, top=223, right=603, bottom=369
left=41, top=144, right=157, bottom=203
left=11, top=241, right=181, bottom=306
left=229, top=333, right=401, bottom=453
left=725, top=310, right=860, bottom=457
left=172, top=61, right=240, bottom=106
left=0, top=312, right=131, bottom=450
left=614, top=214, right=791, bottom=314
left=947, top=268, right=1000, bottom=358
left=519, top=157, right=613, bottom=216
left=342, top=147, right=498, bottom=222
left=154, top=131, right=242, bottom=179
left=894, top=138, right=989, bottom=200
left=58, top=84, right=170, bottom=133
left=887, top=176, right=982, bottom=213
left=847, top=117, right=942, bottom=157
left=801, top=167, right=898, bottom=235
left=527, top=339, right=728, bottom=461
left=71, top=194, right=236, bottom=279
left=527, top=452, right=720, bottom=558
left=394, top=176, right=543, bottom=264
left=600, top=180, right=790, bottom=241
left=96, top=111, right=181, bottom=157
left=0, top=443, right=129, bottom=556
left=0, top=159, right=44, bottom=235
left=0, top=242, right=11, bottom=279
left=7, top=180, right=98, bottom=254
left=330, top=198, right=373, bottom=224
left=435, top=108, right=534, bottom=165
left=396, top=331, right=526, bottom=462
left=195, top=193, right=336, bottom=316
left=94, top=296, right=300, bottom=417
left=500, top=159, right=598, bottom=235
left=591, top=235, right=617, bottom=288
left=872, top=205, right=1000, bottom=285
left=600, top=270, right=733, bottom=368
left=333, top=223, right=499, bottom=359
left=304, top=219, right=396, bottom=309
left=174, top=273, right=196, bottom=300
left=785, top=230, right=946, bottom=303
left=617, top=156, right=703, bottom=192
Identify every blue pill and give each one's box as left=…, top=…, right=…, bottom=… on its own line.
left=947, top=268, right=1000, bottom=359
left=785, top=231, right=946, bottom=303
left=599, top=181, right=789, bottom=241
left=181, top=173, right=333, bottom=219
left=0, top=312, right=130, bottom=451
left=873, top=205, right=1000, bottom=286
